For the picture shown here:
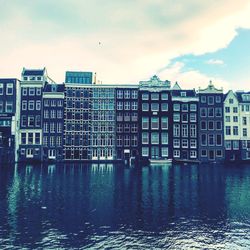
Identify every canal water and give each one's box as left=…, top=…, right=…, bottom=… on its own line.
left=0, top=163, right=250, bottom=249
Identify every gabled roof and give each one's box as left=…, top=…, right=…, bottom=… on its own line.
left=235, top=91, right=250, bottom=103
left=171, top=89, right=196, bottom=97
left=172, top=82, right=181, bottom=90
left=198, top=80, right=223, bottom=94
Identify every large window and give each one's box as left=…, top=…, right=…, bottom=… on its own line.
left=151, top=117, right=159, bottom=129
left=182, top=124, right=188, bottom=137
left=151, top=132, right=159, bottom=144
left=142, top=103, right=149, bottom=111
left=190, top=124, right=196, bottom=137
left=161, top=133, right=168, bottom=144
left=173, top=124, right=180, bottom=137
left=173, top=139, right=180, bottom=148
left=142, top=117, right=149, bottom=129
left=226, top=126, right=231, bottom=135
left=233, top=126, right=238, bottom=136
left=142, top=93, right=149, bottom=100
left=161, top=147, right=168, bottom=157
left=151, top=103, right=159, bottom=111
left=124, top=90, right=130, bottom=99
left=173, top=104, right=180, bottom=111
left=132, top=90, right=138, bottom=99
left=142, top=132, right=149, bottom=144
left=161, top=117, right=168, bottom=129
left=151, top=93, right=159, bottom=100
left=142, top=147, right=149, bottom=156
left=117, top=102, right=123, bottom=110
left=161, top=103, right=168, bottom=111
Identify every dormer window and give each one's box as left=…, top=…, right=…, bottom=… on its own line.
left=37, top=76, right=42, bottom=81
left=23, top=77, right=28, bottom=81
left=180, top=92, right=186, bottom=97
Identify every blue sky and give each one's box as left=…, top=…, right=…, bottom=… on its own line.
left=0, top=0, right=250, bottom=90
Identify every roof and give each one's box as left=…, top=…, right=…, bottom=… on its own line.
left=22, top=68, right=46, bottom=76
left=198, top=81, right=223, bottom=94
left=43, top=83, right=64, bottom=93
left=0, top=78, right=19, bottom=83
left=171, top=89, right=196, bottom=97
left=235, top=91, right=250, bottom=103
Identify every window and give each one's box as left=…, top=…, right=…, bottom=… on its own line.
left=117, top=135, right=122, bottom=146
left=173, top=104, right=180, bottom=111
left=225, top=141, right=231, bottom=150
left=142, top=93, right=149, bottom=100
left=226, top=126, right=231, bottom=135
left=35, top=133, right=40, bottom=144
left=201, top=150, right=207, bottom=156
left=124, top=124, right=130, bottom=132
left=131, top=124, right=137, bottom=133
left=132, top=90, right=138, bottom=99
left=182, top=139, right=188, bottom=148
left=216, top=134, right=222, bottom=146
left=173, top=139, right=180, bottom=148
left=151, top=93, right=159, bottom=100
left=190, top=124, right=196, bottom=137
left=28, top=116, right=34, bottom=127
left=182, top=124, right=188, bottom=137
left=6, top=83, right=13, bottom=95
left=57, top=137, right=62, bottom=146
left=151, top=117, right=159, bottom=129
left=200, top=108, right=207, bottom=117
left=124, top=135, right=130, bottom=146
left=216, top=150, right=222, bottom=157
left=190, top=151, right=197, bottom=158
left=208, top=134, right=215, bottom=145
left=161, top=93, right=168, bottom=100
left=201, top=121, right=206, bottom=130
left=226, top=116, right=230, bottom=122
left=21, top=116, right=26, bottom=127
left=190, top=104, right=197, bottom=111
left=216, top=121, right=222, bottom=130
left=131, top=102, right=137, bottom=110
left=44, top=122, right=49, bottom=132
left=124, top=102, right=130, bottom=110
left=215, top=108, right=222, bottom=117
left=151, top=132, right=159, bottom=144
left=243, top=128, right=247, bottom=137
left=117, top=102, right=123, bottom=110
left=229, top=98, right=234, bottom=104
left=180, top=92, right=186, bottom=97
left=44, top=110, right=49, bottom=119
left=225, top=107, right=230, bottom=113
left=201, top=134, right=207, bottom=146
left=142, top=117, right=149, bottom=129
left=151, top=103, right=159, bottom=111
left=233, top=141, right=239, bottom=150
left=161, top=103, right=168, bottom=111
left=216, top=96, right=221, bottom=103
left=117, top=90, right=123, bottom=99
left=0, top=101, right=3, bottom=113
left=0, top=84, right=3, bottom=95
left=36, top=88, right=41, bottom=95
left=233, top=126, right=238, bottom=136
left=22, top=88, right=27, bottom=96
left=57, top=123, right=62, bottom=133
left=243, top=117, right=247, bottom=125
left=6, top=101, right=13, bottom=113
left=57, top=110, right=63, bottom=118
left=233, top=107, right=238, bottom=113
left=131, top=113, right=138, bottom=121
left=233, top=116, right=238, bottom=122
left=51, top=100, right=56, bottom=107
left=208, top=121, right=214, bottom=130
left=201, top=96, right=206, bottom=103
left=50, top=123, right=55, bottom=133
left=36, top=101, right=41, bottom=110
left=131, top=135, right=137, bottom=146
left=173, top=124, right=180, bottom=137
left=28, top=133, right=33, bottom=144
left=161, top=117, right=168, bottom=129
left=208, top=108, right=214, bottom=117
left=142, top=103, right=149, bottom=111
left=29, top=88, right=35, bottom=96
left=173, top=113, right=180, bottom=122
left=174, top=150, right=180, bottom=158
left=208, top=96, right=214, bottom=105
left=51, top=110, right=56, bottom=118
left=190, top=139, right=197, bottom=148
left=35, top=115, right=41, bottom=127
left=58, top=100, right=63, bottom=106
left=182, top=104, right=188, bottom=112
left=28, top=101, right=34, bottom=110
left=162, top=147, right=168, bottom=157
left=142, top=132, right=149, bottom=144
left=182, top=113, right=188, bottom=122
left=22, top=101, right=27, bottom=110
left=161, top=133, right=168, bottom=144
left=21, top=133, right=26, bottom=144
left=142, top=147, right=149, bottom=156
left=124, top=90, right=130, bottom=99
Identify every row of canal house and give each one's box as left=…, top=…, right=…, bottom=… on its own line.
left=2, top=67, right=250, bottom=163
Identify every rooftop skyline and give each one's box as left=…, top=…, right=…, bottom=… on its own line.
left=1, top=1, right=250, bottom=90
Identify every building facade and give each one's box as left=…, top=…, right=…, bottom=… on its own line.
left=198, top=81, right=224, bottom=162
left=115, top=87, right=139, bottom=162
left=138, top=76, right=172, bottom=162
left=224, top=90, right=241, bottom=161
left=43, top=83, right=64, bottom=161
left=18, top=68, right=48, bottom=161
left=171, top=89, right=199, bottom=162
left=64, top=84, right=92, bottom=160
left=65, top=71, right=93, bottom=84
left=0, top=78, right=20, bottom=163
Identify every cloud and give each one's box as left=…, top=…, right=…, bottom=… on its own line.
left=206, top=59, right=224, bottom=65
left=158, top=62, right=230, bottom=91
left=0, top=0, right=250, bottom=87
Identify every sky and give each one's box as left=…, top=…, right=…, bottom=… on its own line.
left=0, top=0, right=250, bottom=90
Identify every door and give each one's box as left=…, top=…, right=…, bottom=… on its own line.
left=151, top=146, right=159, bottom=159
left=209, top=150, right=215, bottom=160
